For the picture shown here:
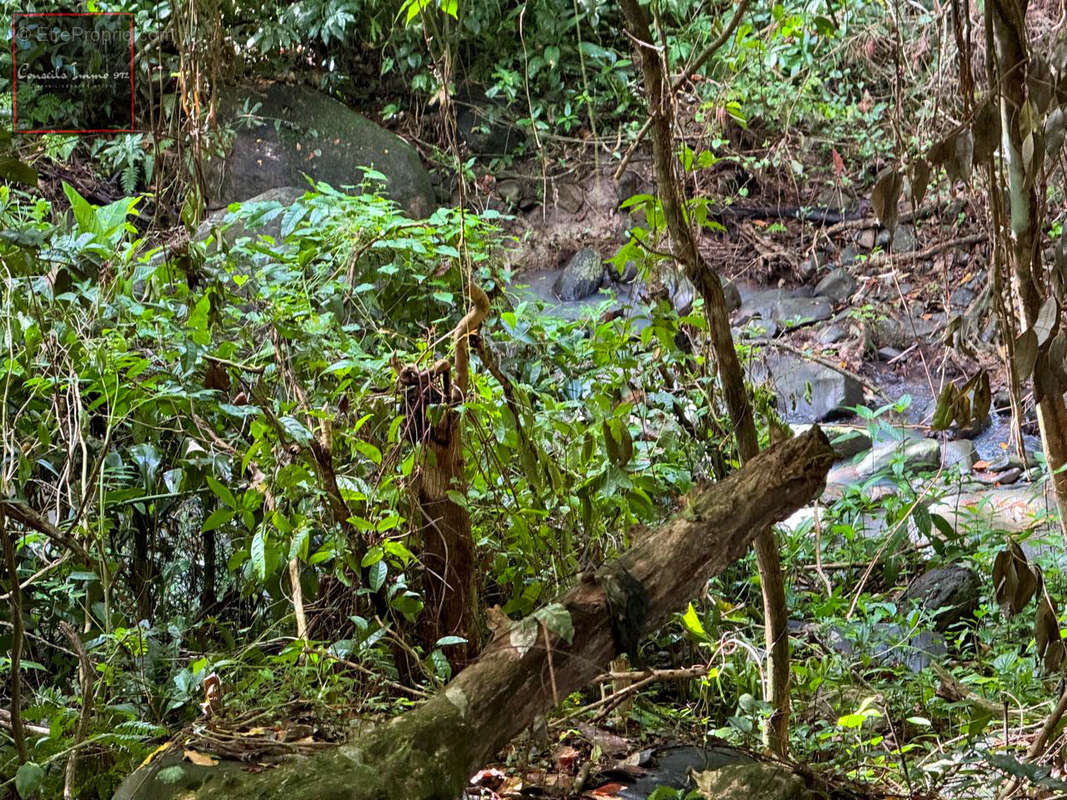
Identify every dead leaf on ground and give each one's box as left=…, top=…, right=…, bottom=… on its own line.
left=183, top=749, right=218, bottom=767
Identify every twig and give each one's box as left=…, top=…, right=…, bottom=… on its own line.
left=884, top=712, right=914, bottom=798
left=0, top=500, right=91, bottom=563
left=204, top=354, right=266, bottom=374
left=543, top=622, right=559, bottom=708
left=822, top=199, right=945, bottom=235
left=558, top=665, right=710, bottom=725
left=3, top=511, right=26, bottom=762
left=59, top=621, right=95, bottom=799
left=861, top=233, right=988, bottom=268
left=0, top=708, right=48, bottom=737
left=590, top=665, right=708, bottom=684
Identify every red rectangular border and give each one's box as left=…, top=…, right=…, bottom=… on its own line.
left=12, top=11, right=135, bottom=134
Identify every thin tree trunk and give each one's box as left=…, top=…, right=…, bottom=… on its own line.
left=113, top=427, right=835, bottom=800
left=404, top=283, right=490, bottom=663
left=990, top=0, right=1067, bottom=536
left=3, top=510, right=27, bottom=763
left=201, top=528, right=216, bottom=613
left=616, top=0, right=792, bottom=754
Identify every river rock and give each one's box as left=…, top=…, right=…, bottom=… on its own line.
left=816, top=323, right=848, bottom=346
left=735, top=316, right=778, bottom=339
left=900, top=565, right=981, bottom=631
left=791, top=424, right=871, bottom=459
left=997, top=466, right=1023, bottom=485
left=876, top=224, right=918, bottom=253
left=753, top=353, right=864, bottom=421
left=554, top=248, right=604, bottom=301
left=770, top=296, right=833, bottom=330
left=870, top=625, right=947, bottom=673
left=942, top=439, right=976, bottom=471
left=204, top=84, right=435, bottom=218
left=691, top=762, right=809, bottom=800
left=854, top=437, right=940, bottom=478
left=723, top=278, right=742, bottom=313
left=814, top=267, right=856, bottom=304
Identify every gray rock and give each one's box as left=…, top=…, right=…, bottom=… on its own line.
left=753, top=353, right=865, bottom=422
left=814, top=267, right=857, bottom=304
left=894, top=225, right=918, bottom=253
left=876, top=346, right=902, bottom=361
left=855, top=438, right=940, bottom=478
left=204, top=84, right=434, bottom=218
left=870, top=626, right=947, bottom=673
left=900, top=565, right=981, bottom=631
left=553, top=248, right=604, bottom=301
left=195, top=186, right=306, bottom=249
left=792, top=424, right=871, bottom=458
left=840, top=245, right=858, bottom=265
left=614, top=745, right=758, bottom=800
left=770, top=296, right=833, bottom=330
left=735, top=317, right=777, bottom=339
left=555, top=181, right=584, bottom=214
left=877, top=224, right=918, bottom=253
left=857, top=228, right=877, bottom=249
left=736, top=287, right=811, bottom=322
left=950, top=285, right=975, bottom=311
left=722, top=278, right=742, bottom=314
left=989, top=453, right=1037, bottom=472
left=816, top=323, right=848, bottom=346
left=997, top=466, right=1023, bottom=485
left=496, top=178, right=525, bottom=207
left=690, top=762, right=807, bottom=800
left=942, top=439, right=976, bottom=471
left=667, top=272, right=695, bottom=315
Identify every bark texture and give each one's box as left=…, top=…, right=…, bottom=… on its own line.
left=990, top=0, right=1067, bottom=535
left=616, top=0, right=792, bottom=754
left=113, top=427, right=834, bottom=800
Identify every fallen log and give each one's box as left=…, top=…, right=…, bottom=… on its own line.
left=114, top=426, right=834, bottom=800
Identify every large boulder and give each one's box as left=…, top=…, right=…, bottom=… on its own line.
left=753, top=352, right=864, bottom=422
left=205, top=84, right=435, bottom=218
left=554, top=248, right=605, bottom=301
left=900, top=565, right=981, bottom=631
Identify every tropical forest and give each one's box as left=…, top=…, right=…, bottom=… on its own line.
left=4, top=0, right=1067, bottom=798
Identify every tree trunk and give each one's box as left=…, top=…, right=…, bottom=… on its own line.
left=402, top=283, right=490, bottom=663
left=616, top=0, right=792, bottom=754
left=990, top=0, right=1067, bottom=536
left=113, top=427, right=834, bottom=800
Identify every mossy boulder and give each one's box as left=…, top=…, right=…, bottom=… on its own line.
left=205, top=84, right=435, bottom=218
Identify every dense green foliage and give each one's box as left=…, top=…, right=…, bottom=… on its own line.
left=4, top=0, right=1067, bottom=798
